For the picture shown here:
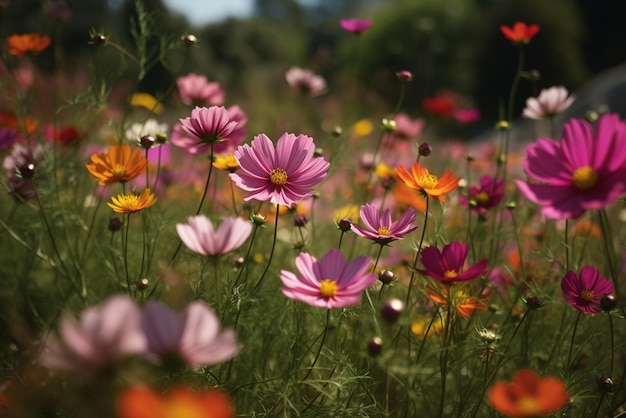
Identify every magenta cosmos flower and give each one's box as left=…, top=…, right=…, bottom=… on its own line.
left=176, top=215, right=253, bottom=256
left=522, top=86, right=575, bottom=120
left=230, top=132, right=330, bottom=207
left=280, top=248, right=377, bottom=308
left=285, top=66, right=327, bottom=97
left=515, top=113, right=626, bottom=219
left=351, top=203, right=418, bottom=245
left=172, top=105, right=247, bottom=155
left=459, top=175, right=505, bottom=217
left=142, top=301, right=238, bottom=368
left=561, top=266, right=613, bottom=314
left=418, top=241, right=488, bottom=283
left=177, top=73, right=225, bottom=107
left=340, top=18, right=372, bottom=34
left=39, top=295, right=146, bottom=373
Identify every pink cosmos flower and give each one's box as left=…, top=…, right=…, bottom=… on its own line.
left=522, top=86, right=575, bottom=120
left=351, top=203, right=418, bottom=245
left=454, top=108, right=480, bottom=124
left=418, top=241, right=488, bottom=283
left=229, top=132, right=330, bottom=207
left=285, top=66, right=327, bottom=97
left=280, top=249, right=377, bottom=308
left=459, top=175, right=505, bottom=218
left=176, top=215, right=253, bottom=256
left=142, top=301, right=238, bottom=368
left=39, top=295, right=146, bottom=373
left=561, top=266, right=613, bottom=314
left=176, top=73, right=225, bottom=107
left=172, top=106, right=247, bottom=155
left=340, top=18, right=372, bottom=34
left=515, top=113, right=626, bottom=219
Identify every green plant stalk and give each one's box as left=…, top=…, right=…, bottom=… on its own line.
left=252, top=204, right=280, bottom=292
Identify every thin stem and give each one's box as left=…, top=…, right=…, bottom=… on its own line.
left=567, top=311, right=582, bottom=370
left=122, top=213, right=133, bottom=297
left=598, top=209, right=620, bottom=301
left=301, top=309, right=331, bottom=382
left=415, top=309, right=438, bottom=366
left=252, top=204, right=280, bottom=292
left=406, top=197, right=429, bottom=306
left=438, top=286, right=452, bottom=418
left=233, top=224, right=259, bottom=288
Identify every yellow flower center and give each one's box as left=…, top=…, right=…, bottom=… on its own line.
left=116, top=194, right=141, bottom=210
left=269, top=168, right=288, bottom=186
left=580, top=289, right=594, bottom=302
left=443, top=269, right=458, bottom=279
left=377, top=226, right=391, bottom=236
left=112, top=164, right=127, bottom=179
left=418, top=173, right=439, bottom=189
left=319, top=279, right=338, bottom=299
left=572, top=166, right=598, bottom=191
left=516, top=396, right=541, bottom=415
left=475, top=191, right=490, bottom=205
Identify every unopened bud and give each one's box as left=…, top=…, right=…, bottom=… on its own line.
left=378, top=269, right=395, bottom=285
left=381, top=118, right=397, bottom=132
left=396, top=70, right=413, bottom=81
left=182, top=34, right=198, bottom=46
left=367, top=336, right=383, bottom=355
left=418, top=142, right=432, bottom=157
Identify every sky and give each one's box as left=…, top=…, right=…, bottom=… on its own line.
left=162, top=0, right=254, bottom=26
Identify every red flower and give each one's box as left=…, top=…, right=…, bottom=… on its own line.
left=488, top=369, right=569, bottom=417
left=500, top=22, right=540, bottom=44
left=6, top=33, right=51, bottom=57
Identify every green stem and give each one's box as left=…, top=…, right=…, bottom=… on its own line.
left=406, top=197, right=429, bottom=306
left=252, top=204, right=280, bottom=292
left=301, top=309, right=331, bottom=382
left=567, top=311, right=582, bottom=370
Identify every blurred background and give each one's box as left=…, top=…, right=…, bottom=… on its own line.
left=3, top=0, right=626, bottom=135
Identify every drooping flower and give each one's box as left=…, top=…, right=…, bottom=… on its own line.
left=117, top=385, right=235, bottom=418
left=488, top=369, right=569, bottom=417
left=285, top=66, right=327, bottom=97
left=522, top=86, right=575, bottom=120
left=396, top=162, right=460, bottom=202
left=86, top=145, right=147, bottom=186
left=172, top=105, right=246, bottom=155
left=141, top=301, right=238, bottom=368
left=107, top=188, right=157, bottom=213
left=561, top=266, right=614, bottom=314
left=515, top=113, right=626, bottom=219
left=230, top=132, right=330, bottom=207
left=177, top=73, right=225, bottom=107
left=500, top=22, right=540, bottom=44
left=6, top=33, right=51, bottom=57
left=340, top=18, right=372, bottom=34
left=350, top=203, right=417, bottom=245
left=418, top=241, right=488, bottom=283
left=280, top=249, right=377, bottom=309
left=39, top=295, right=147, bottom=373
left=459, top=175, right=505, bottom=217
left=176, top=215, right=253, bottom=256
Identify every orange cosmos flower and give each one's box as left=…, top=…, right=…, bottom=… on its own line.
left=396, top=162, right=460, bottom=202
left=117, top=385, right=235, bottom=418
left=7, top=33, right=51, bottom=57
left=488, top=369, right=569, bottom=417
left=426, top=284, right=488, bottom=318
left=107, top=188, right=156, bottom=213
left=86, top=145, right=147, bottom=185
left=500, top=22, right=540, bottom=44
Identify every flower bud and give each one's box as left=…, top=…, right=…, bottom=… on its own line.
left=108, top=217, right=123, bottom=232
left=367, top=336, right=383, bottom=355
left=181, top=34, right=198, bottom=46
left=396, top=70, right=413, bottom=81
left=495, top=120, right=510, bottom=130
left=418, top=142, right=432, bottom=157
left=600, top=294, right=617, bottom=312
left=337, top=218, right=352, bottom=232
left=139, top=135, right=156, bottom=149
left=136, top=278, right=149, bottom=290
left=294, top=215, right=309, bottom=228
left=18, top=163, right=35, bottom=179
left=156, top=133, right=168, bottom=144
left=314, top=147, right=324, bottom=158
left=524, top=295, right=543, bottom=310
left=380, top=299, right=404, bottom=322
left=381, top=118, right=397, bottom=133
left=250, top=212, right=267, bottom=226
left=232, top=256, right=245, bottom=268
left=90, top=32, right=107, bottom=46
left=597, top=377, right=615, bottom=393
left=331, top=126, right=343, bottom=137
left=378, top=269, right=395, bottom=285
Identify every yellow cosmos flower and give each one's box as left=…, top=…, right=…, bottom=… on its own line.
left=130, top=93, right=163, bottom=114
left=213, top=153, right=239, bottom=172
left=86, top=145, right=147, bottom=186
left=107, top=188, right=157, bottom=213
